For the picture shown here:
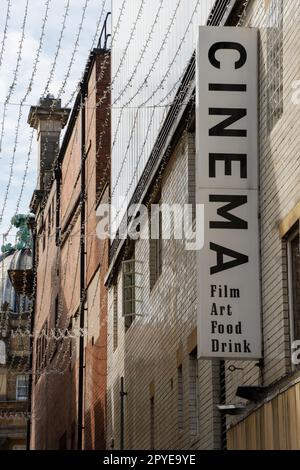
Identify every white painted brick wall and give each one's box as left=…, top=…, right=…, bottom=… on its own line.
left=225, top=0, right=300, bottom=430
left=106, top=0, right=300, bottom=449
left=107, top=134, right=220, bottom=449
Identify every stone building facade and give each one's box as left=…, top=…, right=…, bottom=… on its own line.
left=0, top=248, right=32, bottom=450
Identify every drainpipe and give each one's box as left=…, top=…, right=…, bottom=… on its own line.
left=219, top=359, right=227, bottom=449
left=120, top=376, right=127, bottom=449
left=55, top=164, right=61, bottom=246
left=77, top=82, right=86, bottom=450
left=26, top=214, right=36, bottom=450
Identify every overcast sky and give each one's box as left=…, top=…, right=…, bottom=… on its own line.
left=0, top=0, right=110, bottom=240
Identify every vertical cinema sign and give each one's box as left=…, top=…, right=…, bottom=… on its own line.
left=197, top=27, right=261, bottom=359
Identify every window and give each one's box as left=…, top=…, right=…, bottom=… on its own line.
left=35, top=337, right=40, bottom=379
left=54, top=296, right=59, bottom=333
left=35, top=321, right=48, bottom=378
left=113, top=284, right=118, bottom=351
left=0, top=373, right=7, bottom=397
left=287, top=226, right=300, bottom=341
left=14, top=334, right=28, bottom=355
left=122, top=247, right=143, bottom=331
left=177, top=365, right=184, bottom=431
left=188, top=348, right=199, bottom=436
left=48, top=207, right=51, bottom=237
left=49, top=296, right=59, bottom=361
left=42, top=321, right=48, bottom=366
left=42, top=226, right=46, bottom=251
left=149, top=201, right=163, bottom=290
left=266, top=0, right=283, bottom=132
left=51, top=196, right=55, bottom=228
left=16, top=375, right=28, bottom=401
left=0, top=340, right=6, bottom=365
left=122, top=259, right=136, bottom=331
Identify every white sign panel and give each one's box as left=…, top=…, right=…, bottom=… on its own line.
left=196, top=27, right=261, bottom=359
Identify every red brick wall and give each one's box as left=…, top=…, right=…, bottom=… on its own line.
left=31, top=51, right=110, bottom=450
left=83, top=52, right=110, bottom=450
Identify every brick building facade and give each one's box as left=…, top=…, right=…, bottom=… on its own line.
left=28, top=48, right=110, bottom=450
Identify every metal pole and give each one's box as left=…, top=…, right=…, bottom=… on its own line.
left=26, top=217, right=36, bottom=450
left=120, top=376, right=127, bottom=450
left=219, top=359, right=227, bottom=450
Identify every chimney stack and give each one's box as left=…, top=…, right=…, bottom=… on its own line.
left=28, top=94, right=70, bottom=190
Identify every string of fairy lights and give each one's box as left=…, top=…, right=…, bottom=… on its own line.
left=24, top=0, right=130, bottom=384
left=0, top=0, right=260, bottom=421
left=2, top=0, right=71, bottom=237
left=65, top=0, right=108, bottom=107
left=0, top=0, right=133, bottom=410
left=0, top=0, right=107, bottom=229
left=1, top=0, right=258, bottom=419
left=2, top=0, right=110, bottom=242
left=0, top=0, right=180, bottom=398
left=60, top=0, right=199, bottom=238
left=59, top=0, right=185, bottom=233
left=0, top=0, right=52, bottom=227
left=0, top=0, right=12, bottom=74
left=2, top=0, right=200, bottom=326
left=0, top=0, right=30, bottom=155
left=43, top=0, right=71, bottom=97
left=57, top=0, right=91, bottom=99
left=0, top=0, right=114, bottom=415
left=2, top=21, right=197, bottom=426
left=109, top=0, right=201, bottom=228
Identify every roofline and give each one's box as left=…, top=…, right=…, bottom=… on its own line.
left=104, top=0, right=245, bottom=286
left=32, top=47, right=110, bottom=212
left=58, top=47, right=110, bottom=165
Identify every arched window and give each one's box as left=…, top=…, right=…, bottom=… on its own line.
left=0, top=340, right=6, bottom=365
